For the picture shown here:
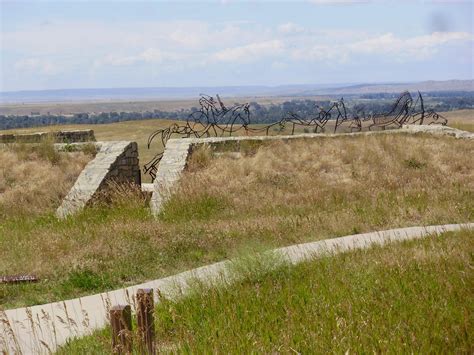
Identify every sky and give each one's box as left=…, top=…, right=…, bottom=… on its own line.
left=0, top=0, right=473, bottom=92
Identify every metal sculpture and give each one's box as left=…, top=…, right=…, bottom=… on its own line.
left=144, top=92, right=447, bottom=181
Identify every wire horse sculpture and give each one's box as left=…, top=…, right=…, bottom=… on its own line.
left=144, top=91, right=447, bottom=181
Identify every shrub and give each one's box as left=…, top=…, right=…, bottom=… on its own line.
left=404, top=157, right=427, bottom=169
left=37, top=135, right=61, bottom=165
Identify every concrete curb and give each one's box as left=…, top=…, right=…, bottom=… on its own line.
left=1, top=222, right=473, bottom=354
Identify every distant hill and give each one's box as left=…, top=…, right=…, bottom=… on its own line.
left=0, top=80, right=472, bottom=104
left=310, top=80, right=474, bottom=95
left=0, top=84, right=342, bottom=103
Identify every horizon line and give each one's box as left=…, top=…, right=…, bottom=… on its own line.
left=2, top=78, right=474, bottom=95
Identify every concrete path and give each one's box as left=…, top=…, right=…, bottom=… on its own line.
left=1, top=223, right=472, bottom=354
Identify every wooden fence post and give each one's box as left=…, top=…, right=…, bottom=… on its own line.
left=137, top=288, right=155, bottom=354
left=110, top=304, right=132, bottom=354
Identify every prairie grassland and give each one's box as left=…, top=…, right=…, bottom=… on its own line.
left=0, top=119, right=177, bottom=182
left=0, top=141, right=92, bottom=219
left=59, top=229, right=474, bottom=353
left=175, top=133, right=473, bottom=241
left=0, top=96, right=301, bottom=116
left=1, top=109, right=472, bottom=182
left=443, top=109, right=474, bottom=132
left=1, top=133, right=472, bottom=309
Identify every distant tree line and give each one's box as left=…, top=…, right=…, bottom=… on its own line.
left=1, top=92, right=472, bottom=130
left=0, top=109, right=191, bottom=130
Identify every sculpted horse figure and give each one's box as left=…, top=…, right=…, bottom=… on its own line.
left=145, top=91, right=448, bottom=181
left=145, top=95, right=251, bottom=178
left=405, top=91, right=448, bottom=126
left=368, top=91, right=414, bottom=130
left=271, top=99, right=348, bottom=135
left=188, top=94, right=250, bottom=137
left=144, top=122, right=194, bottom=179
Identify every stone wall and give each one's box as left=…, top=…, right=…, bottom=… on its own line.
left=0, top=129, right=95, bottom=143
left=105, top=142, right=141, bottom=185
left=56, top=141, right=140, bottom=218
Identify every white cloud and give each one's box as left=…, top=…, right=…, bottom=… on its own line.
left=348, top=31, right=473, bottom=59
left=212, top=40, right=284, bottom=63
left=278, top=22, right=305, bottom=35
left=292, top=31, right=473, bottom=62
left=4, top=18, right=473, bottom=78
left=99, top=48, right=183, bottom=67
left=14, top=58, right=61, bottom=75
left=2, top=20, right=264, bottom=56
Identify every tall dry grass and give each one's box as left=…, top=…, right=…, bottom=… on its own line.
left=1, top=133, right=472, bottom=308
left=175, top=134, right=473, bottom=240
left=444, top=109, right=474, bottom=132
left=0, top=142, right=92, bottom=219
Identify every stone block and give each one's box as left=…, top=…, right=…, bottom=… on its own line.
left=56, top=140, right=141, bottom=218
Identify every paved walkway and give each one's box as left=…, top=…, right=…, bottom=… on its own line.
left=1, top=223, right=472, bottom=354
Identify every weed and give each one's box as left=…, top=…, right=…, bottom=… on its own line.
left=160, top=193, right=228, bottom=223
left=404, top=157, right=427, bottom=169
left=63, top=269, right=113, bottom=292
left=81, top=143, right=98, bottom=156
left=187, top=144, right=212, bottom=172
left=239, top=139, right=263, bottom=155
left=37, top=135, right=61, bottom=165
left=63, top=143, right=76, bottom=152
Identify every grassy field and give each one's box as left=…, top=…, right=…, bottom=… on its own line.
left=1, top=133, right=472, bottom=309
left=59, top=228, right=474, bottom=353
left=0, top=96, right=302, bottom=115
left=1, top=109, right=472, bottom=183
left=0, top=118, right=328, bottom=182
left=0, top=140, right=93, bottom=219
left=442, top=109, right=474, bottom=132
left=0, top=119, right=177, bottom=182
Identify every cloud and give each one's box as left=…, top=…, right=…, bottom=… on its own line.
left=14, top=58, right=61, bottom=75
left=212, top=40, right=284, bottom=63
left=4, top=18, right=473, bottom=83
left=278, top=22, right=305, bottom=35
left=348, top=31, right=473, bottom=59
left=292, top=31, right=473, bottom=63
left=2, top=20, right=264, bottom=56
left=99, top=48, right=184, bottom=67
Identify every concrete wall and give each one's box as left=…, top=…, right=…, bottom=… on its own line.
left=0, top=129, right=95, bottom=143
left=56, top=141, right=140, bottom=218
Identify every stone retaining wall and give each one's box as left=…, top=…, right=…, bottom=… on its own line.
left=0, top=129, right=95, bottom=143
left=56, top=141, right=140, bottom=218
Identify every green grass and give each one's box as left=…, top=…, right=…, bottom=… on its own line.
left=58, top=229, right=474, bottom=353
left=1, top=134, right=473, bottom=309
left=159, top=193, right=229, bottom=223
